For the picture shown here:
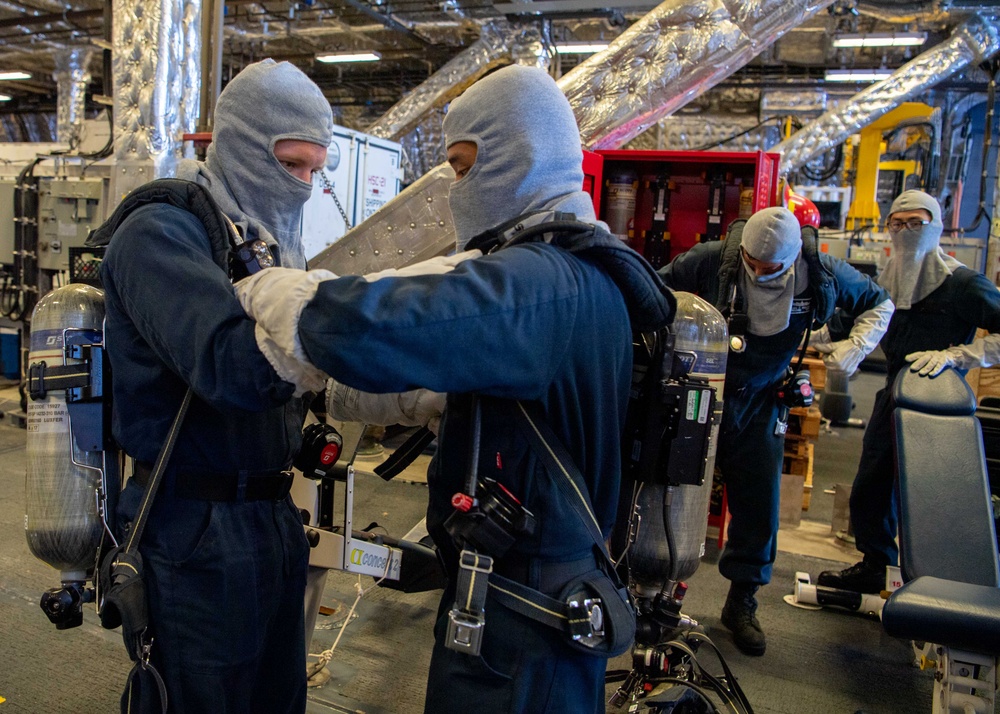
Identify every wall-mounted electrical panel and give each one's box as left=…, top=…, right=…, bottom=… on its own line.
left=583, top=149, right=781, bottom=269
left=37, top=178, right=106, bottom=272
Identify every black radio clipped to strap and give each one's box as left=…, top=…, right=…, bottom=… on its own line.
left=442, top=396, right=636, bottom=660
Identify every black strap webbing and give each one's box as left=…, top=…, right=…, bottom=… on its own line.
left=510, top=400, right=614, bottom=571
left=456, top=549, right=493, bottom=615
left=125, top=389, right=192, bottom=552
left=488, top=573, right=568, bottom=631
left=374, top=427, right=435, bottom=482
left=27, top=362, right=91, bottom=399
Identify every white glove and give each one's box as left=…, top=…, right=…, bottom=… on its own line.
left=255, top=325, right=328, bottom=397
left=808, top=325, right=836, bottom=354
left=906, top=350, right=957, bottom=377
left=907, top=334, right=1000, bottom=377
left=327, top=380, right=447, bottom=435
left=235, top=267, right=336, bottom=366
left=822, top=340, right=866, bottom=375
left=819, top=299, right=894, bottom=377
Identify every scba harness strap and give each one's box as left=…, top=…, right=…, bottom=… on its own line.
left=445, top=400, right=636, bottom=659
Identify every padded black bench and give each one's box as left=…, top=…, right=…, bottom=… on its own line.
left=881, top=367, right=1000, bottom=713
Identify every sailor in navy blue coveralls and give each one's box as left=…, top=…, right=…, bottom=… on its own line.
left=97, top=60, right=333, bottom=713
left=235, top=65, right=674, bottom=714
left=660, top=207, right=891, bottom=655
left=820, top=190, right=1000, bottom=594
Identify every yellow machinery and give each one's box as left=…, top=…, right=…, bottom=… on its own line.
left=846, top=102, right=935, bottom=231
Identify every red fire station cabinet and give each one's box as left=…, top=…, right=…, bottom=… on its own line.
left=583, top=149, right=781, bottom=269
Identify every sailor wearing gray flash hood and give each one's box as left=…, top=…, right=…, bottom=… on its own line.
left=177, top=58, right=334, bottom=268
left=819, top=189, right=1000, bottom=595
left=443, top=64, right=604, bottom=247
left=660, top=206, right=891, bottom=656
left=739, top=207, right=806, bottom=337
left=97, top=59, right=333, bottom=714
left=235, top=63, right=674, bottom=714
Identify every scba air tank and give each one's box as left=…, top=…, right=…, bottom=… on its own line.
left=25, top=284, right=107, bottom=583
left=625, top=291, right=727, bottom=597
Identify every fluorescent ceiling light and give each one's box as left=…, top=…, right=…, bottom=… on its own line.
left=832, top=32, right=927, bottom=48
left=0, top=71, right=30, bottom=81
left=555, top=41, right=609, bottom=55
left=316, top=51, right=381, bottom=63
left=824, top=69, right=894, bottom=83
left=0, top=95, right=11, bottom=102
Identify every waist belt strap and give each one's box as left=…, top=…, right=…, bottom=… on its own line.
left=134, top=462, right=293, bottom=502
left=488, top=573, right=568, bottom=632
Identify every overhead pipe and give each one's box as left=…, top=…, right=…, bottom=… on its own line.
left=558, top=0, right=835, bottom=150
left=198, top=0, right=223, bottom=130
left=773, top=14, right=1000, bottom=176
left=52, top=47, right=92, bottom=148
left=313, top=0, right=835, bottom=274
left=855, top=2, right=949, bottom=24
left=0, top=9, right=103, bottom=31
left=365, top=20, right=534, bottom=142
left=338, top=0, right=434, bottom=47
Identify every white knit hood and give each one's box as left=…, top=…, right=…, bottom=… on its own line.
left=878, top=190, right=962, bottom=310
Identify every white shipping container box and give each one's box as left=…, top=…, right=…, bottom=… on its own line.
left=301, top=126, right=403, bottom=263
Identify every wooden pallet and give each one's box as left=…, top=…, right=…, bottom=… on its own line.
left=788, top=406, right=821, bottom=439
left=782, top=441, right=814, bottom=510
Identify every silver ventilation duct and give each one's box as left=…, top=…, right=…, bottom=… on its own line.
left=774, top=13, right=1000, bottom=176
left=52, top=48, right=92, bottom=147
left=628, top=115, right=781, bottom=152
left=313, top=0, right=834, bottom=274
left=398, top=108, right=446, bottom=180
left=111, top=0, right=202, bottom=204
left=558, top=0, right=836, bottom=150
left=366, top=20, right=540, bottom=142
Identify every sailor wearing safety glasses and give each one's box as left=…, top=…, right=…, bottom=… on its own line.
left=819, top=189, right=1000, bottom=595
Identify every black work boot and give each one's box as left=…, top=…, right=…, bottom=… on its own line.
left=721, top=582, right=766, bottom=656
left=816, top=560, right=885, bottom=594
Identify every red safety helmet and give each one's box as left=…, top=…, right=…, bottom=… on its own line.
left=783, top=183, right=821, bottom=228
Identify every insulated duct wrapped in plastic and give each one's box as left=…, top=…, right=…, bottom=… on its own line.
left=314, top=0, right=832, bottom=274
left=52, top=48, right=92, bottom=148
left=366, top=21, right=539, bottom=142
left=558, top=0, right=835, bottom=150
left=111, top=0, right=201, bottom=202
left=628, top=115, right=781, bottom=152
left=774, top=14, right=1000, bottom=176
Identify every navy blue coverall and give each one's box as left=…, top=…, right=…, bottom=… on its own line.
left=284, top=229, right=673, bottom=714
left=100, top=201, right=309, bottom=714
left=660, top=239, right=888, bottom=586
